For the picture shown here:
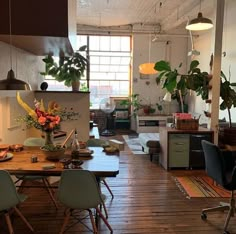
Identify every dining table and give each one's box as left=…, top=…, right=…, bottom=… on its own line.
left=0, top=146, right=120, bottom=178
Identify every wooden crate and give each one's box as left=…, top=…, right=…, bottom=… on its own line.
left=175, top=118, right=199, bottom=130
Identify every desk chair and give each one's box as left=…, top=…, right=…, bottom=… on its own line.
left=15, top=137, right=58, bottom=209
left=58, top=170, right=113, bottom=234
left=201, top=140, right=236, bottom=234
left=86, top=139, right=114, bottom=198
left=0, top=170, right=34, bottom=233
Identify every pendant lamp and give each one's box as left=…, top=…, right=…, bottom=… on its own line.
left=186, top=1, right=213, bottom=31
left=0, top=0, right=31, bottom=90
left=139, top=34, right=158, bottom=75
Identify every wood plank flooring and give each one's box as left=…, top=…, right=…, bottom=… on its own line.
left=1, top=133, right=236, bottom=234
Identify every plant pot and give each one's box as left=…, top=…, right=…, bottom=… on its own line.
left=40, top=147, right=65, bottom=161
left=221, top=127, right=236, bottom=145
left=72, top=81, right=80, bottom=91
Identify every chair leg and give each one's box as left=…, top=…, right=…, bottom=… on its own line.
left=59, top=208, right=71, bottom=234
left=88, top=209, right=98, bottom=234
left=95, top=207, right=113, bottom=233
left=101, top=200, right=108, bottom=219
left=42, top=178, right=58, bottom=209
left=14, top=207, right=34, bottom=232
left=102, top=179, right=114, bottom=198
left=223, top=192, right=235, bottom=232
left=4, top=212, right=14, bottom=234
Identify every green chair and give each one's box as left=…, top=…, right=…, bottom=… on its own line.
left=86, top=139, right=114, bottom=198
left=0, top=170, right=34, bottom=233
left=14, top=137, right=58, bottom=209
left=58, top=169, right=113, bottom=233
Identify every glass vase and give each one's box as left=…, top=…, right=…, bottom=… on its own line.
left=44, top=131, right=54, bottom=146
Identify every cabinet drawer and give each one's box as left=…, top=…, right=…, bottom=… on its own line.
left=190, top=134, right=212, bottom=150
left=169, top=134, right=189, bottom=168
left=169, top=134, right=189, bottom=151
left=169, top=151, right=189, bottom=168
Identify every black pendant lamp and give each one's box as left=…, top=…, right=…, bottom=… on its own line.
left=186, top=0, right=213, bottom=31
left=0, top=0, right=31, bottom=90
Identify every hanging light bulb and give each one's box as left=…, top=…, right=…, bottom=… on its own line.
left=0, top=0, right=31, bottom=90
left=186, top=0, right=213, bottom=31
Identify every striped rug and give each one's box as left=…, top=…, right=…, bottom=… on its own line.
left=175, top=176, right=231, bottom=198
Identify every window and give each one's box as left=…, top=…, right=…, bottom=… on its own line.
left=45, top=35, right=131, bottom=109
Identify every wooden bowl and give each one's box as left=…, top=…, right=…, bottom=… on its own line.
left=40, top=147, right=65, bottom=161
left=0, top=144, right=10, bottom=151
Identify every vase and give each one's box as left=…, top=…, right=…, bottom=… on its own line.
left=44, top=131, right=54, bottom=146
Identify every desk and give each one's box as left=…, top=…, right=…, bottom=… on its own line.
left=0, top=147, right=119, bottom=178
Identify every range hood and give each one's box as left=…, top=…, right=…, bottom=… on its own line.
left=0, top=0, right=76, bottom=55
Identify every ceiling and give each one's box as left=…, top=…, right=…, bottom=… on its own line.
left=76, top=0, right=215, bottom=35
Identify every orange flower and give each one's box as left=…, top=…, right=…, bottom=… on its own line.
left=38, top=116, right=47, bottom=125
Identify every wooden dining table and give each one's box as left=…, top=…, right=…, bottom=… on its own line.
left=0, top=146, right=120, bottom=178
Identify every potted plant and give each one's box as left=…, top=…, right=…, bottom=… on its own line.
left=218, top=71, right=236, bottom=145
left=154, top=60, right=210, bottom=113
left=40, top=45, right=88, bottom=91
left=120, top=94, right=159, bottom=117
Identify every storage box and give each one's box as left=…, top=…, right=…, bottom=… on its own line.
left=175, top=118, right=199, bottom=130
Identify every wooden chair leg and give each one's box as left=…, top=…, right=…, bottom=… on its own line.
left=59, top=208, right=71, bottom=234
left=101, top=200, right=108, bottom=219
left=102, top=179, right=114, bottom=198
left=14, top=207, right=34, bottom=232
left=95, top=207, right=113, bottom=233
left=42, top=178, right=58, bottom=209
left=88, top=209, right=98, bottom=234
left=4, top=212, right=14, bottom=234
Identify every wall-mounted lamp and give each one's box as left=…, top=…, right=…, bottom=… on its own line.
left=186, top=0, right=213, bottom=31
left=0, top=0, right=31, bottom=90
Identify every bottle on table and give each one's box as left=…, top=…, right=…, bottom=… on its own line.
left=71, top=128, right=80, bottom=159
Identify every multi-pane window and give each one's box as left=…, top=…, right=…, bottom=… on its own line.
left=45, top=35, right=131, bottom=109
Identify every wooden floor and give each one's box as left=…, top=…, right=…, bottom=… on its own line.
left=1, top=133, right=236, bottom=234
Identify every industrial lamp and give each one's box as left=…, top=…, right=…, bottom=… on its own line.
left=139, top=63, right=157, bottom=75
left=139, top=34, right=158, bottom=75
left=0, top=0, right=31, bottom=90
left=186, top=12, right=213, bottom=31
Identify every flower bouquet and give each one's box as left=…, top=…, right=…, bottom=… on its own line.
left=16, top=92, right=79, bottom=160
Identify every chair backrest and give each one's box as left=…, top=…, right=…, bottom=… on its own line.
left=23, top=137, right=45, bottom=146
left=86, top=139, right=108, bottom=147
left=0, top=170, right=21, bottom=211
left=201, top=140, right=227, bottom=186
left=58, top=170, right=103, bottom=209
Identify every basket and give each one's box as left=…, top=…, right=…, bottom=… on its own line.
left=175, top=118, right=199, bottom=130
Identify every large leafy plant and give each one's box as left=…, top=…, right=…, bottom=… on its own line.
left=40, top=45, right=88, bottom=87
left=154, top=60, right=210, bottom=112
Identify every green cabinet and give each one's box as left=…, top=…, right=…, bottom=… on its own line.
left=169, top=134, right=189, bottom=168
left=159, top=127, right=214, bottom=170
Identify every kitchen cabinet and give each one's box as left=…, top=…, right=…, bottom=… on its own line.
left=159, top=127, right=214, bottom=170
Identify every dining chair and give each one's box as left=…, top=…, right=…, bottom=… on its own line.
left=86, top=138, right=114, bottom=198
left=201, top=140, right=236, bottom=234
left=0, top=170, right=34, bottom=233
left=14, top=137, right=58, bottom=209
left=58, top=169, right=113, bottom=234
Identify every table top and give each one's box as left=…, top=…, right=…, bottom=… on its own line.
left=0, top=147, right=119, bottom=177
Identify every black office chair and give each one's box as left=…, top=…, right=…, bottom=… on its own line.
left=201, top=140, right=236, bottom=234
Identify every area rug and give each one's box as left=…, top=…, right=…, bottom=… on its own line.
left=122, top=135, right=147, bottom=155
left=175, top=176, right=231, bottom=198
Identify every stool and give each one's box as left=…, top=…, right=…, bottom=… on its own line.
left=138, top=133, right=160, bottom=161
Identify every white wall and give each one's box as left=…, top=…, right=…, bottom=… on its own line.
left=131, top=34, right=188, bottom=129
left=0, top=42, right=43, bottom=144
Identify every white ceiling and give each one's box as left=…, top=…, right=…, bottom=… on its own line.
left=76, top=0, right=215, bottom=34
